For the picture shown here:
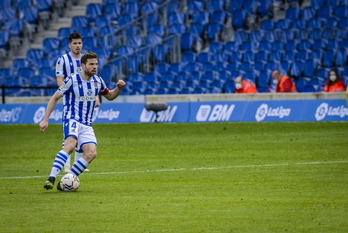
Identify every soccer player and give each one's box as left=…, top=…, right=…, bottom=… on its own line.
left=56, top=32, right=100, bottom=172
left=41, top=51, right=126, bottom=190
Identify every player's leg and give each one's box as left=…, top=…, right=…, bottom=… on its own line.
left=63, top=155, right=71, bottom=173
left=69, top=124, right=97, bottom=177
left=74, top=149, right=90, bottom=171
left=44, top=137, right=76, bottom=189
left=69, top=143, right=96, bottom=176
left=44, top=119, right=78, bottom=190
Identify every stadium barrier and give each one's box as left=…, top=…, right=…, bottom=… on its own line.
left=0, top=96, right=347, bottom=124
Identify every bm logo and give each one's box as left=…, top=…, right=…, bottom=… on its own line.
left=196, top=104, right=235, bottom=122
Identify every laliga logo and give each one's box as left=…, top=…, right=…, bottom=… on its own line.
left=92, top=108, right=120, bottom=122
left=34, top=107, right=62, bottom=123
left=315, top=102, right=348, bottom=121
left=255, top=103, right=291, bottom=122
left=315, top=103, right=329, bottom=121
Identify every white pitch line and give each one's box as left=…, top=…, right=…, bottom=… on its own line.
left=0, top=160, right=347, bottom=180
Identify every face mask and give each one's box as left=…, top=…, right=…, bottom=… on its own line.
left=273, top=79, right=279, bottom=85
left=329, top=75, right=336, bottom=82
left=235, top=83, right=242, bottom=89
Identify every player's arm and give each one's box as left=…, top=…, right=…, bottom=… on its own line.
left=39, top=91, right=63, bottom=132
left=56, top=75, right=64, bottom=86
left=102, top=80, right=126, bottom=101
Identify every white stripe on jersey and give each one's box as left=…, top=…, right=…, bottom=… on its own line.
left=56, top=53, right=83, bottom=78
left=58, top=74, right=108, bottom=126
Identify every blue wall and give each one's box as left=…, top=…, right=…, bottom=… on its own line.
left=0, top=99, right=347, bottom=124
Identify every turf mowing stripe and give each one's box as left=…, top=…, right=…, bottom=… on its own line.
left=1, top=160, right=347, bottom=180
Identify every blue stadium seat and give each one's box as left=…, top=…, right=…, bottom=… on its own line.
left=188, top=0, right=206, bottom=14
left=317, top=6, right=332, bottom=19
left=39, top=67, right=55, bottom=77
left=202, top=61, right=215, bottom=72
left=335, top=5, right=348, bottom=18
left=208, top=0, right=225, bottom=12
left=260, top=19, right=274, bottom=31
left=275, top=19, right=291, bottom=30
left=257, top=0, right=272, bottom=18
left=18, top=67, right=36, bottom=80
left=5, top=18, right=23, bottom=38
left=169, top=23, right=187, bottom=35
left=211, top=10, right=228, bottom=24
left=206, top=22, right=224, bottom=41
left=155, top=62, right=170, bottom=74
left=227, top=61, right=241, bottom=72
left=127, top=72, right=144, bottom=82
left=322, top=49, right=335, bottom=67
left=290, top=60, right=304, bottom=77
left=185, top=62, right=202, bottom=73
left=311, top=0, right=325, bottom=8
left=311, top=49, right=323, bottom=61
left=223, top=80, right=235, bottom=93
left=189, top=22, right=205, bottom=37
left=192, top=11, right=210, bottom=24
left=245, top=30, right=261, bottom=43
left=202, top=70, right=218, bottom=82
left=285, top=7, right=300, bottom=20
left=279, top=61, right=291, bottom=74
left=242, top=51, right=255, bottom=62
left=303, top=59, right=319, bottom=77
left=104, top=3, right=122, bottom=20
left=254, top=61, right=266, bottom=73
left=225, top=42, right=239, bottom=53
left=176, top=71, right=190, bottom=81
left=214, top=61, right=228, bottom=72
left=170, top=62, right=183, bottom=73
left=82, top=36, right=98, bottom=51
left=86, top=3, right=103, bottom=19
left=160, top=71, right=176, bottom=82
left=26, top=48, right=44, bottom=66
left=300, top=6, right=316, bottom=20
left=71, top=16, right=90, bottom=30
left=209, top=41, right=224, bottom=54
left=0, top=29, right=9, bottom=50
left=325, top=17, right=339, bottom=29
left=197, top=52, right=212, bottom=63
left=148, top=24, right=166, bottom=36
left=168, top=12, right=185, bottom=25
left=231, top=9, right=246, bottom=30
left=124, top=2, right=139, bottom=17
left=258, top=40, right=271, bottom=52
left=335, top=48, right=347, bottom=67
left=255, top=51, right=269, bottom=62
left=338, top=17, right=348, bottom=28
left=308, top=18, right=325, bottom=29
left=269, top=51, right=284, bottom=60
left=291, top=19, right=307, bottom=30
left=182, top=51, right=197, bottom=63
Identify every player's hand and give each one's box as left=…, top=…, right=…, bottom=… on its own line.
left=116, top=80, right=126, bottom=89
left=39, top=120, right=48, bottom=132
left=95, top=95, right=100, bottom=108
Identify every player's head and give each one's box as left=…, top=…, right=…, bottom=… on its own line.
left=68, top=32, right=83, bottom=55
left=81, top=52, right=98, bottom=77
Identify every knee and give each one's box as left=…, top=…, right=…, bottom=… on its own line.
left=84, top=150, right=97, bottom=162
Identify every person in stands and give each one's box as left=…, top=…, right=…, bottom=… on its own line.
left=234, top=76, right=258, bottom=94
left=271, top=70, right=297, bottom=93
left=323, top=69, right=345, bottom=92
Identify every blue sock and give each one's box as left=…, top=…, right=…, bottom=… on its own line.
left=49, top=150, right=69, bottom=178
left=69, top=158, right=89, bottom=176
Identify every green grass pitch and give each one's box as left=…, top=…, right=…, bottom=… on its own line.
left=0, top=122, right=347, bottom=232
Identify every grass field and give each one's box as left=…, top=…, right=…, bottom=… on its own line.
left=0, top=122, right=347, bottom=232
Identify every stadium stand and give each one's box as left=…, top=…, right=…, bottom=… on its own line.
left=1, top=0, right=347, bottom=97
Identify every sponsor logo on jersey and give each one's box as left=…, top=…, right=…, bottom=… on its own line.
left=79, top=96, right=96, bottom=101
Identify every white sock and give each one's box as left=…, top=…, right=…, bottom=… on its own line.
left=49, top=150, right=69, bottom=178
left=69, top=158, right=89, bottom=176
left=64, top=155, right=71, bottom=168
left=74, top=151, right=83, bottom=163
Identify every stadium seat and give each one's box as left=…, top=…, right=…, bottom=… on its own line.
left=86, top=3, right=103, bottom=19
left=26, top=48, right=44, bottom=66
left=124, top=2, right=139, bottom=17
left=211, top=10, right=229, bottom=24
left=269, top=51, right=284, bottom=61
left=285, top=7, right=300, bottom=20
left=202, top=61, right=215, bottom=72
left=322, top=49, right=335, bottom=67
left=206, top=22, right=224, bottom=41
left=176, top=71, right=190, bottom=81
left=148, top=24, right=166, bottom=36
left=260, top=19, right=274, bottom=31
left=301, top=6, right=316, bottom=20
left=311, top=0, right=325, bottom=7
left=335, top=5, right=348, bottom=19
left=214, top=61, right=228, bottom=72
left=104, top=3, right=122, bottom=20
left=335, top=48, right=347, bottom=67
left=188, top=0, right=206, bottom=14
left=223, top=80, right=235, bottom=93
left=317, top=6, right=332, bottom=19
left=192, top=10, right=210, bottom=24
left=71, top=16, right=90, bottom=30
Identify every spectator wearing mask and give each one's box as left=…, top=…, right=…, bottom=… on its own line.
left=323, top=69, right=345, bottom=92
left=271, top=70, right=297, bottom=93
left=234, top=76, right=258, bottom=94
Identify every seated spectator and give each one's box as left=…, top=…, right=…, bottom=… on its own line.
left=234, top=76, right=258, bottom=94
left=271, top=70, right=297, bottom=93
left=323, top=69, right=345, bottom=92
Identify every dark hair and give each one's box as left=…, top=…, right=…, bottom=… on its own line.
left=68, top=32, right=82, bottom=43
left=327, top=69, right=342, bottom=86
left=81, top=51, right=98, bottom=64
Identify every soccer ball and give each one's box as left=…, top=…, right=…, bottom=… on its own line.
left=59, top=174, right=80, bottom=192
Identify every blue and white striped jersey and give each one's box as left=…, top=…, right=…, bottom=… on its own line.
left=56, top=53, right=83, bottom=77
left=58, top=73, right=108, bottom=126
